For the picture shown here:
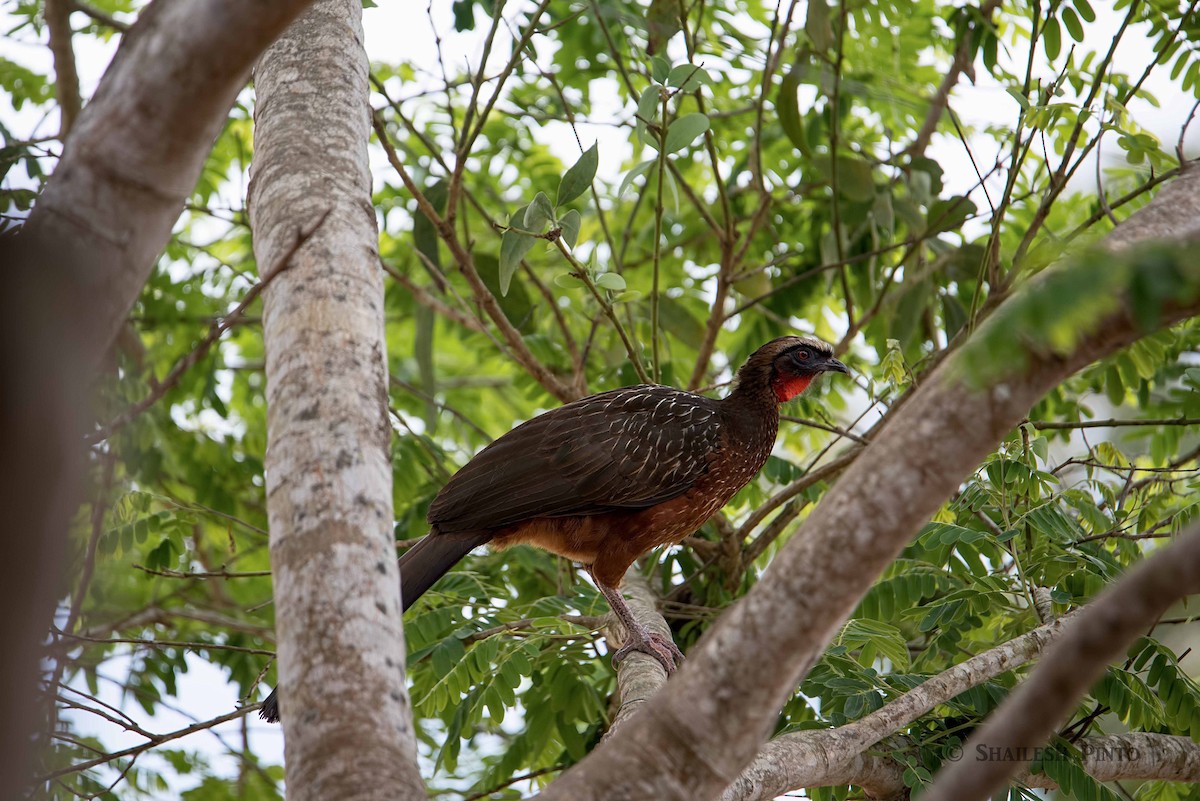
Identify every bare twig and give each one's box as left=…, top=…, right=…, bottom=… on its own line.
left=37, top=705, right=257, bottom=781
left=1030, top=416, right=1200, bottom=431
left=737, top=447, right=863, bottom=539
left=88, top=210, right=331, bottom=443
left=69, top=0, right=129, bottom=31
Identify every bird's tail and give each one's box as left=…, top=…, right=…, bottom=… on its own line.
left=257, top=531, right=489, bottom=723
left=399, top=530, right=492, bottom=611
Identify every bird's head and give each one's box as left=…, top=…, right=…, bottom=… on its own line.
left=735, top=335, right=849, bottom=403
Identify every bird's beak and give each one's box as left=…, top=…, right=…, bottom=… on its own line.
left=822, top=357, right=850, bottom=375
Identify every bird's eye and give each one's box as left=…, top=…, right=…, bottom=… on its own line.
left=796, top=350, right=810, bottom=360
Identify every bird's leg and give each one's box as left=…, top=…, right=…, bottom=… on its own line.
left=591, top=573, right=684, bottom=674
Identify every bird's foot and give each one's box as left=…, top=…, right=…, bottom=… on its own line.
left=612, top=625, right=684, bottom=675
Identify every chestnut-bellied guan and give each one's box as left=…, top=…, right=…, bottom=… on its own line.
left=259, top=336, right=847, bottom=722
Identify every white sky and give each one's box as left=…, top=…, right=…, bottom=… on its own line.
left=3, top=0, right=1197, bottom=796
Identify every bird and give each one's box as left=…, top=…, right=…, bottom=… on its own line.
left=258, top=335, right=848, bottom=722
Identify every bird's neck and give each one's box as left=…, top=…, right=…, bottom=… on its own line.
left=722, top=378, right=782, bottom=421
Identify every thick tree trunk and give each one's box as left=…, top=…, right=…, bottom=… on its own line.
left=4, top=0, right=315, bottom=792
left=248, top=2, right=425, bottom=798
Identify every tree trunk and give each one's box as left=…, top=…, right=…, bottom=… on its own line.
left=249, top=1, right=424, bottom=798
left=4, top=0, right=316, bottom=792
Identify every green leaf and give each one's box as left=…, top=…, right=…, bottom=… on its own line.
left=556, top=143, right=599, bottom=207
left=805, top=0, right=833, bottom=51
left=1044, top=16, right=1062, bottom=60
left=595, top=272, right=626, bottom=291
left=666, top=63, right=711, bottom=91
left=477, top=253, right=535, bottom=332
left=814, top=155, right=875, bottom=202
left=558, top=209, right=582, bottom=249
left=619, top=159, right=656, bottom=198
left=651, top=56, right=671, bottom=84
left=1006, top=87, right=1031, bottom=110
left=499, top=229, right=536, bottom=296
left=657, top=296, right=705, bottom=347
left=636, top=86, right=661, bottom=124
left=646, top=0, right=683, bottom=56
left=554, top=272, right=586, bottom=289
left=663, top=112, right=710, bottom=153
left=412, top=179, right=447, bottom=272
left=524, top=191, right=555, bottom=231
left=1061, top=7, right=1084, bottom=42
left=777, top=69, right=805, bottom=151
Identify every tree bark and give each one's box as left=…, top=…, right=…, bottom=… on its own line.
left=729, top=733, right=1200, bottom=800
left=536, top=167, right=1200, bottom=801
left=3, top=0, right=316, bottom=792
left=248, top=1, right=425, bottom=798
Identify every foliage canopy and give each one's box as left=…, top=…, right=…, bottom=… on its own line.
left=4, top=0, right=1200, bottom=797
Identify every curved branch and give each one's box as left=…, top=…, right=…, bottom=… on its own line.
left=723, top=613, right=1076, bottom=801
left=732, top=734, right=1200, bottom=801
left=924, top=521, right=1200, bottom=801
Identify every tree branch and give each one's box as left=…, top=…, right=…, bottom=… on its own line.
left=88, top=210, right=327, bottom=444
left=723, top=612, right=1075, bottom=801
left=16, top=0, right=320, bottom=372
left=734, top=734, right=1200, bottom=801
left=904, top=0, right=1002, bottom=159
left=44, top=0, right=82, bottom=137
left=604, top=570, right=675, bottom=735
left=372, top=112, right=578, bottom=403
left=924, top=520, right=1200, bottom=801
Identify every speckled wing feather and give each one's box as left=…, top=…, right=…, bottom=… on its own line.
left=428, top=385, right=723, bottom=533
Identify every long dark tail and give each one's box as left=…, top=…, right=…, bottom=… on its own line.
left=258, top=530, right=490, bottom=723
left=399, top=530, right=492, bottom=611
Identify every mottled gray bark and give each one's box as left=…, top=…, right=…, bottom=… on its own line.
left=3, top=1, right=316, bottom=793
left=536, top=168, right=1200, bottom=801
left=731, top=734, right=1200, bottom=800
left=249, top=1, right=424, bottom=798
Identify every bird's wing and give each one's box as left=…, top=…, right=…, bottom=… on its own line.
left=427, top=385, right=723, bottom=532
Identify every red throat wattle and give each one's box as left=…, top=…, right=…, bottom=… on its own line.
left=772, top=374, right=813, bottom=402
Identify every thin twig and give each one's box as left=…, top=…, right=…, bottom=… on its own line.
left=37, top=705, right=258, bottom=781
left=88, top=209, right=331, bottom=443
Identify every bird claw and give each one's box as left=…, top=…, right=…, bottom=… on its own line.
left=612, top=627, right=684, bottom=675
